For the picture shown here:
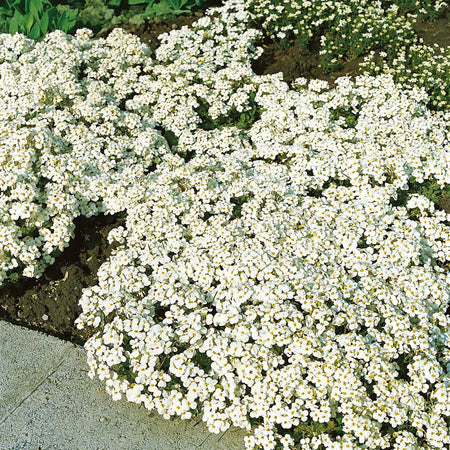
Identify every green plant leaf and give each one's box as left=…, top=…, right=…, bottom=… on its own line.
left=12, top=8, right=24, bottom=21
left=40, top=10, right=48, bottom=34
left=153, top=1, right=173, bottom=15
left=107, top=0, right=121, bottom=6
left=56, top=10, right=68, bottom=31
left=166, top=0, right=182, bottom=9
left=67, top=8, right=78, bottom=22
left=8, top=16, right=19, bottom=33
left=9, top=272, right=19, bottom=282
left=128, top=0, right=149, bottom=4
left=0, top=7, right=12, bottom=17
left=25, top=12, right=34, bottom=32
left=34, top=0, right=44, bottom=14
left=60, top=18, right=70, bottom=32
left=29, top=21, right=40, bottom=39
left=46, top=5, right=57, bottom=22
left=29, top=1, right=39, bottom=20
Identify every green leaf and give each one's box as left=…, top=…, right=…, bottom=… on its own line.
left=128, top=0, right=149, bottom=4
left=9, top=272, right=19, bottom=282
left=166, top=0, right=182, bottom=8
left=25, top=12, right=34, bottom=32
left=107, top=0, right=121, bottom=5
left=12, top=8, right=24, bottom=21
left=33, top=0, right=44, bottom=14
left=0, top=7, right=12, bottom=17
left=144, top=3, right=155, bottom=14
left=40, top=10, right=48, bottom=34
left=8, top=16, right=19, bottom=33
left=29, top=21, right=40, bottom=39
left=29, top=1, right=39, bottom=20
left=46, top=5, right=57, bottom=22
left=60, top=18, right=70, bottom=32
left=67, top=8, right=78, bottom=22
left=168, top=0, right=190, bottom=9
left=56, top=10, right=67, bottom=30
left=154, top=1, right=172, bottom=15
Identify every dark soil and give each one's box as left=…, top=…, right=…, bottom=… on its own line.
left=413, top=6, right=450, bottom=48
left=0, top=7, right=449, bottom=344
left=251, top=39, right=366, bottom=85
left=0, top=214, right=125, bottom=344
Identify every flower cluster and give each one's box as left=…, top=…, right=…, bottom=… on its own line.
left=2, top=0, right=450, bottom=448
left=244, top=0, right=444, bottom=61
left=73, top=3, right=448, bottom=448
left=361, top=44, right=450, bottom=111
left=244, top=0, right=449, bottom=109
left=77, top=70, right=450, bottom=448
left=0, top=28, right=170, bottom=283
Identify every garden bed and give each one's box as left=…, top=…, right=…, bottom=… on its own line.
left=1, top=5, right=449, bottom=345
left=1, top=1, right=450, bottom=448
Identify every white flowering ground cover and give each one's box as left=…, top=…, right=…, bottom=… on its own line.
left=1, top=0, right=450, bottom=448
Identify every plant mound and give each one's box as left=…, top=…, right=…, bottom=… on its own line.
left=1, top=0, right=450, bottom=449
left=0, top=28, right=171, bottom=283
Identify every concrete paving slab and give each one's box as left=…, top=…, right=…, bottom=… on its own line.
left=0, top=321, right=73, bottom=422
left=0, top=321, right=246, bottom=450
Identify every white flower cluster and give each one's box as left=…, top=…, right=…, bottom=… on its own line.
left=243, top=0, right=449, bottom=109
left=126, top=0, right=263, bottom=136
left=243, top=0, right=445, bottom=45
left=361, top=43, right=450, bottom=111
left=73, top=2, right=448, bottom=448
left=2, top=0, right=449, bottom=448
left=0, top=28, right=169, bottom=283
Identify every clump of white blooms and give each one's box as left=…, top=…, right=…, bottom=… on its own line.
left=2, top=0, right=450, bottom=448
left=243, top=0, right=445, bottom=63
left=0, top=28, right=170, bottom=283
left=244, top=0, right=446, bottom=43
left=243, top=0, right=449, bottom=110
left=361, top=43, right=450, bottom=111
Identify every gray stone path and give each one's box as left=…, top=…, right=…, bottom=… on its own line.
left=0, top=321, right=246, bottom=450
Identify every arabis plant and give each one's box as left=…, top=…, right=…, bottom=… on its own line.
left=0, top=28, right=169, bottom=284
left=1, top=0, right=449, bottom=448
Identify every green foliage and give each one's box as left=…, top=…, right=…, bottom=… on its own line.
left=196, top=92, right=261, bottom=131
left=74, top=0, right=211, bottom=35
left=76, top=0, right=115, bottom=31
left=330, top=107, right=358, bottom=128
left=391, top=176, right=450, bottom=212
left=127, top=0, right=209, bottom=18
left=0, top=0, right=78, bottom=39
left=292, top=415, right=341, bottom=441
left=230, top=194, right=254, bottom=219
left=1, top=0, right=212, bottom=38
